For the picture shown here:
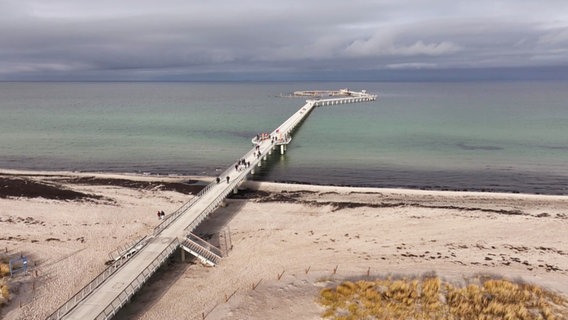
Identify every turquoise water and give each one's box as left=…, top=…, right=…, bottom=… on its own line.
left=1, top=81, right=567, bottom=194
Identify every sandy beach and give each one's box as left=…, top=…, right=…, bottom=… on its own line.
left=1, top=170, right=567, bottom=319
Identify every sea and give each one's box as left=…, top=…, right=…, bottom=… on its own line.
left=1, top=81, right=567, bottom=195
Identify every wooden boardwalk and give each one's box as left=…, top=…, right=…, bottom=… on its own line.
left=47, top=90, right=377, bottom=320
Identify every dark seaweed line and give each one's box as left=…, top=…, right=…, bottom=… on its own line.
left=253, top=192, right=528, bottom=216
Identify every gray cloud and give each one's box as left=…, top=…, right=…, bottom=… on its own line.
left=1, top=0, right=568, bottom=80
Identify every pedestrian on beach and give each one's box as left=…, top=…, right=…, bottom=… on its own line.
left=160, top=211, right=165, bottom=219
left=157, top=211, right=161, bottom=220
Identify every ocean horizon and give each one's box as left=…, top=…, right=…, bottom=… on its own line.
left=1, top=81, right=567, bottom=195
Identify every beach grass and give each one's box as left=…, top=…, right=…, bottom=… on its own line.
left=0, top=261, right=10, bottom=306
left=0, top=278, right=9, bottom=306
left=0, top=262, right=9, bottom=278
left=318, top=275, right=568, bottom=319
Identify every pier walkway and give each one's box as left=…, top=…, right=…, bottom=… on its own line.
left=47, top=90, right=377, bottom=320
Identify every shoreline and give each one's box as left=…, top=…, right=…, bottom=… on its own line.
left=1, top=169, right=567, bottom=319
left=2, top=168, right=566, bottom=199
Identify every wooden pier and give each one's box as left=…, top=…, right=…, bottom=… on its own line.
left=46, top=90, right=377, bottom=320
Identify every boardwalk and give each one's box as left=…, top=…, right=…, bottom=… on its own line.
left=47, top=90, right=377, bottom=320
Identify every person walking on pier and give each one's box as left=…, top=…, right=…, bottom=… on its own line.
left=226, top=176, right=230, bottom=183
left=216, top=177, right=220, bottom=184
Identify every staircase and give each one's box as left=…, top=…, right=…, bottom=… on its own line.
left=180, top=233, right=223, bottom=266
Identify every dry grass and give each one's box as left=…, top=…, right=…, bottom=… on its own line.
left=0, top=263, right=10, bottom=278
left=318, top=275, right=568, bottom=320
left=0, top=263, right=11, bottom=306
left=0, top=278, right=10, bottom=306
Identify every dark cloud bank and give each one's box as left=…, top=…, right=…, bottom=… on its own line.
left=1, top=0, right=568, bottom=81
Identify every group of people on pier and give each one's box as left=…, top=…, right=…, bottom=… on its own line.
left=216, top=176, right=230, bottom=184
left=255, top=133, right=271, bottom=143
left=235, top=158, right=251, bottom=172
left=254, top=142, right=265, bottom=159
left=215, top=158, right=252, bottom=186
left=254, top=130, right=290, bottom=146
left=215, top=129, right=293, bottom=187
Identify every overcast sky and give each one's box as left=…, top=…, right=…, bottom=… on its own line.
left=2, top=0, right=568, bottom=81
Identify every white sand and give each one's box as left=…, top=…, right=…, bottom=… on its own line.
left=1, top=172, right=567, bottom=320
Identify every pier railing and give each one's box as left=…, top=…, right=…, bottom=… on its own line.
left=184, top=180, right=237, bottom=233
left=181, top=233, right=223, bottom=265
left=311, top=94, right=377, bottom=107
left=154, top=94, right=377, bottom=238
left=184, top=158, right=256, bottom=233
left=107, top=235, right=150, bottom=262
left=163, top=148, right=259, bottom=234
left=94, top=238, right=180, bottom=320
left=46, top=252, right=132, bottom=320
left=153, top=180, right=216, bottom=236
left=186, top=233, right=223, bottom=258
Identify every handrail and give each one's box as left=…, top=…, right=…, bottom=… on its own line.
left=184, top=162, right=253, bottom=233
left=153, top=196, right=198, bottom=236
left=181, top=238, right=222, bottom=265
left=94, top=238, right=180, bottom=320
left=108, top=235, right=149, bottom=261
left=312, top=94, right=377, bottom=107
left=218, top=144, right=258, bottom=181
left=180, top=98, right=314, bottom=235
left=186, top=233, right=223, bottom=258
left=274, top=101, right=317, bottom=136
left=45, top=251, right=131, bottom=320
left=153, top=179, right=216, bottom=236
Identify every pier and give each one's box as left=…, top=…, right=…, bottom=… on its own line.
left=46, top=90, right=377, bottom=320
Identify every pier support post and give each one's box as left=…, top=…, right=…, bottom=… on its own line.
left=251, top=168, right=255, bottom=174
left=280, top=145, right=284, bottom=154
left=233, top=188, right=238, bottom=194
left=181, top=248, right=186, bottom=262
